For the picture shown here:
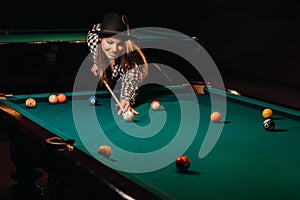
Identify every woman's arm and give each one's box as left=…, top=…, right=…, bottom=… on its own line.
left=87, top=23, right=101, bottom=65
left=120, top=65, right=144, bottom=105
left=115, top=65, right=145, bottom=115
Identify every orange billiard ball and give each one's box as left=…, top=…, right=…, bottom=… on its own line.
left=262, top=108, right=273, bottom=119
left=175, top=155, right=190, bottom=172
left=25, top=98, right=36, bottom=108
left=57, top=93, right=67, bottom=103
left=210, top=111, right=222, bottom=123
left=97, top=145, right=112, bottom=159
left=49, top=94, right=58, bottom=104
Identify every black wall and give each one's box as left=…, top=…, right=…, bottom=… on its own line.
left=1, top=0, right=299, bottom=92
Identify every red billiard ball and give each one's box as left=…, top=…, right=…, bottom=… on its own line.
left=57, top=93, right=67, bottom=103
left=175, top=156, right=190, bottom=172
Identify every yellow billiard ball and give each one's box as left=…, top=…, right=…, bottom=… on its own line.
left=262, top=108, right=273, bottom=119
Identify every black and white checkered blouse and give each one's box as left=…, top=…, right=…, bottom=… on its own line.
left=87, top=23, right=143, bottom=105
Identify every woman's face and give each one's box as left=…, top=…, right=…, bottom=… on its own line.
left=100, top=37, right=124, bottom=61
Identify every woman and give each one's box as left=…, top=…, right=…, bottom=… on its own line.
left=87, top=12, right=148, bottom=115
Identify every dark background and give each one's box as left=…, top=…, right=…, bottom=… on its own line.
left=1, top=0, right=299, bottom=102
left=1, top=2, right=300, bottom=198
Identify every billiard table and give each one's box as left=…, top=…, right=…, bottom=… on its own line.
left=0, top=28, right=197, bottom=43
left=1, top=84, right=300, bottom=200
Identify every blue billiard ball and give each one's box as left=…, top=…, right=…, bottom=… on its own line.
left=263, top=118, right=275, bottom=131
left=88, top=96, right=98, bottom=105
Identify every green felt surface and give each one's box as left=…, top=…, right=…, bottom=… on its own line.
left=2, top=87, right=300, bottom=200
left=0, top=28, right=191, bottom=43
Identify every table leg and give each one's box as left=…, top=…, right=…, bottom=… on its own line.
left=8, top=132, right=46, bottom=198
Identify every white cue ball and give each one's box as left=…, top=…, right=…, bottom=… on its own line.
left=123, top=110, right=134, bottom=122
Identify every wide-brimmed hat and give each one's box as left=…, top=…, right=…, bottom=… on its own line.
left=96, top=12, right=134, bottom=39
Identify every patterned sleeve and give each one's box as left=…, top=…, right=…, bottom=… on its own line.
left=87, top=23, right=101, bottom=64
left=120, top=65, right=145, bottom=105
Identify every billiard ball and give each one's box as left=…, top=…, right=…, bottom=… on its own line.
left=262, top=108, right=273, bottom=119
left=123, top=110, right=134, bottom=122
left=263, top=118, right=275, bottom=131
left=150, top=100, right=161, bottom=111
left=97, top=145, right=112, bottom=159
left=57, top=93, right=67, bottom=103
left=49, top=94, right=58, bottom=104
left=175, top=155, right=190, bottom=172
left=88, top=96, right=98, bottom=105
left=210, top=111, right=222, bottom=122
left=25, top=98, right=36, bottom=108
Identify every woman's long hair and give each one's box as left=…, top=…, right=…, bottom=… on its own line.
left=122, top=39, right=148, bottom=79
left=96, top=38, right=148, bottom=82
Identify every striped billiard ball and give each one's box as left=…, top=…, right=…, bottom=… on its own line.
left=25, top=98, right=36, bottom=108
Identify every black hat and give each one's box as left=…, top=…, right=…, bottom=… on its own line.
left=97, top=12, right=131, bottom=38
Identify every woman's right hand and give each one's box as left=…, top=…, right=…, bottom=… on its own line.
left=116, top=99, right=140, bottom=116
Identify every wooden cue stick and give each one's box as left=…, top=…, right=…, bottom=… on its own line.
left=0, top=93, right=13, bottom=100
left=102, top=80, right=125, bottom=113
left=0, top=93, right=13, bottom=97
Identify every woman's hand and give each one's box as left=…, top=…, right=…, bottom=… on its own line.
left=116, top=99, right=139, bottom=115
left=91, top=64, right=99, bottom=77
